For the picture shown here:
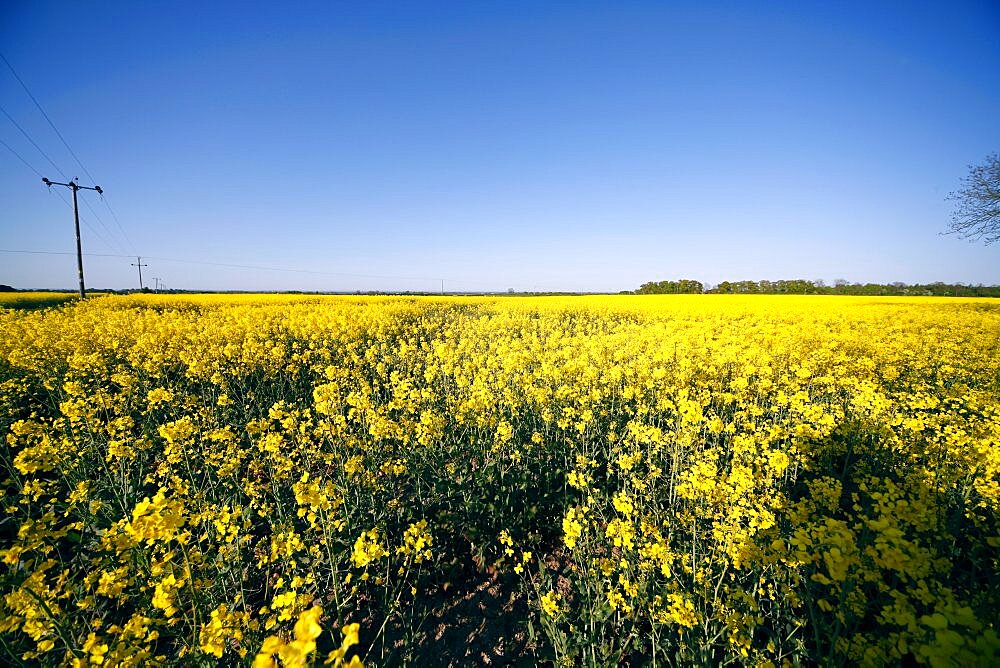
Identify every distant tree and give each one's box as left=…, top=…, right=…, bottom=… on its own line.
left=677, top=279, right=704, bottom=294
left=946, top=153, right=1000, bottom=244
left=637, top=279, right=704, bottom=294
left=0, top=284, right=15, bottom=292
left=653, top=278, right=1000, bottom=297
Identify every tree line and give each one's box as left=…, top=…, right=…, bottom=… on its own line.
left=633, top=279, right=1000, bottom=297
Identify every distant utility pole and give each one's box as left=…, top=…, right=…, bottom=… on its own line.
left=441, top=279, right=444, bottom=295
left=131, top=256, right=149, bottom=290
left=42, top=177, right=103, bottom=298
left=152, top=277, right=161, bottom=292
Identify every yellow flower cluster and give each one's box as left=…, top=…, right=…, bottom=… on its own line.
left=253, top=605, right=362, bottom=668
left=1, top=293, right=998, bottom=665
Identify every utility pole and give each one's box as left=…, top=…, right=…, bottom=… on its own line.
left=152, top=277, right=161, bottom=293
left=42, top=177, right=102, bottom=298
left=441, top=279, right=444, bottom=295
left=131, top=256, right=149, bottom=290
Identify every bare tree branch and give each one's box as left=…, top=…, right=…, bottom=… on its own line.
left=945, top=153, right=1000, bottom=244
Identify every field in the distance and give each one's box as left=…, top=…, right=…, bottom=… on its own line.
left=0, top=292, right=78, bottom=310
left=1, top=294, right=998, bottom=666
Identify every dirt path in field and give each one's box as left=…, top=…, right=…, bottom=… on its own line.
left=361, top=565, right=538, bottom=666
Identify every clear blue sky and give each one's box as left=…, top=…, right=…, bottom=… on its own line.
left=2, top=1, right=998, bottom=292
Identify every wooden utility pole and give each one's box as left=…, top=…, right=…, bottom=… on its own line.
left=42, top=177, right=102, bottom=298
left=131, top=256, right=149, bottom=290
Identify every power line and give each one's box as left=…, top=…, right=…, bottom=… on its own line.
left=1, top=110, right=124, bottom=253
left=1, top=107, right=123, bottom=253
left=45, top=187, right=118, bottom=254
left=142, top=255, right=465, bottom=284
left=80, top=196, right=125, bottom=254
left=0, top=248, right=539, bottom=290
left=1, top=52, right=136, bottom=255
left=3, top=114, right=123, bottom=254
left=0, top=104, right=69, bottom=180
left=98, top=194, right=136, bottom=255
left=0, top=52, right=98, bottom=185
left=0, top=249, right=132, bottom=258
left=1, top=53, right=556, bottom=293
left=140, top=257, right=515, bottom=289
left=0, top=137, right=45, bottom=177
left=0, top=163, right=119, bottom=255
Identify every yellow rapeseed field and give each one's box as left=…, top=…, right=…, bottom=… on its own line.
left=1, top=294, right=998, bottom=666
left=0, top=292, right=78, bottom=309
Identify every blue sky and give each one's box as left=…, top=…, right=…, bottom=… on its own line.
left=1, top=1, right=998, bottom=292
